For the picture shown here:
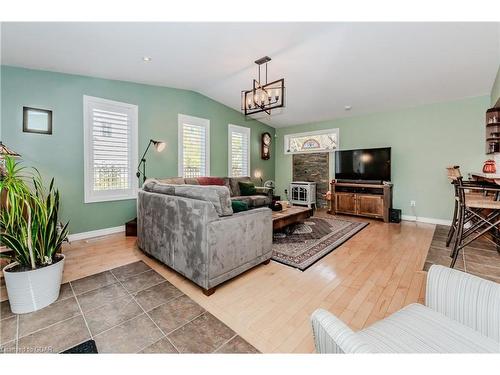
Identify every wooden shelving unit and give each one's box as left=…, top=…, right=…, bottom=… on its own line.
left=486, top=107, right=500, bottom=154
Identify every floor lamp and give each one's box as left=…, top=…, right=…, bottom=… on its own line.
left=126, top=139, right=166, bottom=236
left=136, top=139, right=166, bottom=185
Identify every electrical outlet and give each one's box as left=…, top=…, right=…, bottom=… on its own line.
left=410, top=200, right=416, bottom=207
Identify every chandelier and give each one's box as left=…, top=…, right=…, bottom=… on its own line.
left=241, top=56, right=285, bottom=116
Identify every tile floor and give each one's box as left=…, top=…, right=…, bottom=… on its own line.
left=0, top=261, right=258, bottom=354
left=425, top=225, right=500, bottom=283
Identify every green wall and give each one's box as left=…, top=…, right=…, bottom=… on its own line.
left=0, top=66, right=275, bottom=234
left=275, top=96, right=490, bottom=222
left=491, top=65, right=500, bottom=106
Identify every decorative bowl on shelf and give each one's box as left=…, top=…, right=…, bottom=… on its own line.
left=483, top=159, right=497, bottom=174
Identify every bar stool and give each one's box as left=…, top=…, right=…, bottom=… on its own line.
left=450, top=177, right=500, bottom=268
left=445, top=166, right=491, bottom=248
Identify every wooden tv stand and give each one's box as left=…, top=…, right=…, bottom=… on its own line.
left=328, top=181, right=393, bottom=222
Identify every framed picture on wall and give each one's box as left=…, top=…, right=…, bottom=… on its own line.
left=23, top=106, right=53, bottom=135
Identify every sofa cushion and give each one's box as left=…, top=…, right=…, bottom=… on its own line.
left=229, top=176, right=251, bottom=196
left=143, top=180, right=233, bottom=216
left=173, top=185, right=233, bottom=217
left=231, top=196, right=252, bottom=206
left=357, top=303, right=500, bottom=353
left=231, top=195, right=271, bottom=208
left=158, top=177, right=186, bottom=185
left=197, top=177, right=226, bottom=186
left=143, top=180, right=175, bottom=195
left=184, top=178, right=200, bottom=185
left=239, top=181, right=257, bottom=196
left=252, top=195, right=272, bottom=207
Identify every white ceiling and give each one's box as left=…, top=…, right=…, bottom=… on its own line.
left=1, top=22, right=499, bottom=128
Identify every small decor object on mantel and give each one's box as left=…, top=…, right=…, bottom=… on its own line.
left=261, top=132, right=272, bottom=159
left=241, top=56, right=285, bottom=116
left=23, top=106, right=53, bottom=135
left=482, top=159, right=497, bottom=174
left=1, top=156, right=69, bottom=314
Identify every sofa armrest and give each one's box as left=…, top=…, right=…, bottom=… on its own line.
left=255, top=186, right=272, bottom=197
left=425, top=265, right=500, bottom=342
left=206, top=207, right=272, bottom=287
left=311, top=309, right=374, bottom=353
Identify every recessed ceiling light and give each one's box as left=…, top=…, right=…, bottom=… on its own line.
left=142, top=56, right=152, bottom=62
left=344, top=105, right=352, bottom=111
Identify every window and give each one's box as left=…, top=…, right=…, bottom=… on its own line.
left=178, top=114, right=210, bottom=177
left=228, top=124, right=250, bottom=177
left=284, top=128, right=339, bottom=154
left=83, top=96, right=138, bottom=203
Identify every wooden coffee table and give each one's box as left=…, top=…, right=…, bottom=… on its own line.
left=272, top=206, right=313, bottom=232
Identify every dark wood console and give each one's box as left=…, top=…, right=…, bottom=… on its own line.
left=328, top=181, right=393, bottom=222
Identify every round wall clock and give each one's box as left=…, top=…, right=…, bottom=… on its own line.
left=261, top=132, right=272, bottom=160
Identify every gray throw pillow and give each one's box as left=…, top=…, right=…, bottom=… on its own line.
left=174, top=185, right=233, bottom=216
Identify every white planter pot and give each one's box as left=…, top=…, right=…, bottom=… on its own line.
left=3, top=254, right=65, bottom=314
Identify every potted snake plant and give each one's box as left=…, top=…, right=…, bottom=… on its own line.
left=1, top=156, right=69, bottom=314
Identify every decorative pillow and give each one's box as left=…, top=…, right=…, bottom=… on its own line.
left=174, top=185, right=233, bottom=216
left=142, top=180, right=233, bottom=216
left=231, top=200, right=249, bottom=213
left=239, top=181, right=257, bottom=196
left=197, top=177, right=225, bottom=186
left=229, top=176, right=251, bottom=196
left=143, top=179, right=175, bottom=195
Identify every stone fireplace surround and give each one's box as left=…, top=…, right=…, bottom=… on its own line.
left=292, top=153, right=329, bottom=208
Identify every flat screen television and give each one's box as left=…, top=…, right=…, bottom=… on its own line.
left=335, top=147, right=391, bottom=182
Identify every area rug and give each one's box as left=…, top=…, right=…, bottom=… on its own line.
left=62, top=340, right=98, bottom=354
left=425, top=225, right=500, bottom=283
left=272, top=217, right=368, bottom=270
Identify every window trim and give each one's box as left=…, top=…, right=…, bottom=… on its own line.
left=283, top=128, right=340, bottom=155
left=228, top=124, right=251, bottom=177
left=83, top=95, right=138, bottom=204
left=178, top=114, right=211, bottom=177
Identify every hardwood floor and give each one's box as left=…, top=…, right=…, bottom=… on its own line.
left=0, top=212, right=435, bottom=353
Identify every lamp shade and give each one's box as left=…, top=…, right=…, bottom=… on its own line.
left=153, top=140, right=166, bottom=152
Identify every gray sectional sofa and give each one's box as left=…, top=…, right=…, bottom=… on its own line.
left=156, top=176, right=273, bottom=208
left=137, top=179, right=273, bottom=295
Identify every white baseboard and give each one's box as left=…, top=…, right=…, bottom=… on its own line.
left=402, top=215, right=451, bottom=226
left=68, top=225, right=125, bottom=242
left=65, top=215, right=448, bottom=241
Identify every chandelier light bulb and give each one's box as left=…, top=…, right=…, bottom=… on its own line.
left=241, top=56, right=284, bottom=116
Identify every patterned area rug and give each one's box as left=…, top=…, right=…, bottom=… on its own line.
left=425, top=225, right=500, bottom=283
left=272, top=217, right=368, bottom=270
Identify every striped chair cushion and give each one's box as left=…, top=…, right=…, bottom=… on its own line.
left=358, top=303, right=500, bottom=353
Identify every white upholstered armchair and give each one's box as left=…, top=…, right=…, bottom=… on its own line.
left=311, top=265, right=500, bottom=353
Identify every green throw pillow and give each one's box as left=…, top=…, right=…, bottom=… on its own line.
left=238, top=181, right=257, bottom=196
left=232, top=200, right=249, bottom=213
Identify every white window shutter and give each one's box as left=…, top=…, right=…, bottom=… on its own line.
left=84, top=96, right=138, bottom=203
left=228, top=124, right=250, bottom=177
left=178, top=114, right=210, bottom=178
